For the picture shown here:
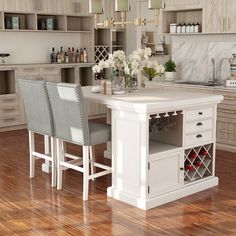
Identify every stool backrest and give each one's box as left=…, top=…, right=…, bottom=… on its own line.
left=46, top=83, right=90, bottom=146
left=18, top=79, right=54, bottom=136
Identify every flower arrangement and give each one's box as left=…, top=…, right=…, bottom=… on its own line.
left=142, top=60, right=165, bottom=81
left=92, top=48, right=164, bottom=87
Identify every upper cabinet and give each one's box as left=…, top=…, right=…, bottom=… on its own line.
left=202, top=0, right=226, bottom=33
left=36, top=0, right=58, bottom=14
left=226, top=0, right=236, bottom=33
left=164, top=0, right=202, bottom=10
left=203, top=0, right=236, bottom=33
left=58, top=0, right=89, bottom=15
left=4, top=0, right=35, bottom=12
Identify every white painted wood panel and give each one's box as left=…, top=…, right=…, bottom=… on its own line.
left=149, top=150, right=183, bottom=196
left=164, top=0, right=201, bottom=9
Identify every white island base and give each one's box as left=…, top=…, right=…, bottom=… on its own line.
left=82, top=87, right=223, bottom=210
left=108, top=177, right=218, bottom=210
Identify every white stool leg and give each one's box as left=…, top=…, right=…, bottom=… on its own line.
left=57, top=139, right=63, bottom=190
left=42, top=135, right=51, bottom=173
left=83, top=146, right=89, bottom=201
left=51, top=137, right=57, bottom=188
left=89, top=146, right=95, bottom=181
left=29, top=131, right=35, bottom=178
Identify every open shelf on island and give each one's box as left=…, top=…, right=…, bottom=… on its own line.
left=149, top=141, right=180, bottom=156
left=149, top=110, right=183, bottom=155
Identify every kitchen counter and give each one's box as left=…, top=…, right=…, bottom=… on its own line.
left=83, top=86, right=223, bottom=210
left=145, top=80, right=236, bottom=93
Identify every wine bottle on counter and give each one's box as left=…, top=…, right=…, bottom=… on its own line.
left=57, top=51, right=62, bottom=63
left=50, top=47, right=57, bottom=63
left=65, top=52, right=69, bottom=63
left=60, top=47, right=64, bottom=63
left=80, top=48, right=84, bottom=63
left=67, top=47, right=72, bottom=63
left=76, top=49, right=80, bottom=63
left=83, top=48, right=88, bottom=63
left=72, top=47, right=76, bottom=63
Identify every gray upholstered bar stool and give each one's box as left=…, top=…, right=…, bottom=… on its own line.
left=46, top=82, right=111, bottom=201
left=18, top=79, right=56, bottom=187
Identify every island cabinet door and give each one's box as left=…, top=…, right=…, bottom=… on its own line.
left=148, top=150, right=184, bottom=197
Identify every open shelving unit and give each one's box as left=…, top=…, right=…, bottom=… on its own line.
left=184, top=143, right=213, bottom=184
left=161, top=8, right=202, bottom=34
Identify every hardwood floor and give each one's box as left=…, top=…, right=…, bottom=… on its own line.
left=0, top=129, right=236, bottom=236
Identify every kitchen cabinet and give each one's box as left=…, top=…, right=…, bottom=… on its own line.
left=203, top=0, right=225, bottom=33
left=203, top=0, right=236, bottom=33
left=58, top=0, right=86, bottom=15
left=164, top=0, right=202, bottom=10
left=36, top=0, right=58, bottom=14
left=149, top=149, right=183, bottom=196
left=226, top=0, right=236, bottom=33
left=4, top=0, right=35, bottom=12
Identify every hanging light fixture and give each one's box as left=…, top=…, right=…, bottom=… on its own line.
left=89, top=0, right=162, bottom=28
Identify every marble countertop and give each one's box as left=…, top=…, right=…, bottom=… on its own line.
left=83, top=86, right=223, bottom=114
left=145, top=80, right=236, bottom=93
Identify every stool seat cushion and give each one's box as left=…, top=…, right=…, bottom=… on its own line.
left=89, top=122, right=111, bottom=145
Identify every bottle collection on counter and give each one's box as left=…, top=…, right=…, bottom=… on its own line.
left=50, top=47, right=88, bottom=64
left=170, top=22, right=201, bottom=34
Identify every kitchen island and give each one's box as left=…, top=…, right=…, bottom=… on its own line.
left=83, top=87, right=223, bottom=210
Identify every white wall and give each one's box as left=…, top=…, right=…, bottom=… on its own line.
left=0, top=32, right=82, bottom=64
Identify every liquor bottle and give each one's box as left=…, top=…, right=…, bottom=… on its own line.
left=65, top=52, right=69, bottom=63
left=80, top=48, right=84, bottom=63
left=57, top=51, right=62, bottom=63
left=83, top=48, right=88, bottom=63
left=50, top=47, right=57, bottom=63
left=60, top=47, right=64, bottom=63
left=67, top=47, right=71, bottom=63
left=71, top=47, right=76, bottom=63
left=76, top=49, right=80, bottom=63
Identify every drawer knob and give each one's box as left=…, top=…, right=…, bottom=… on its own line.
left=180, top=167, right=184, bottom=171
left=198, top=112, right=203, bottom=115
left=197, top=122, right=203, bottom=126
left=196, top=134, right=203, bottom=138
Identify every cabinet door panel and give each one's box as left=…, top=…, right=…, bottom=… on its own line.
left=3, top=0, right=16, bottom=11
left=0, top=0, right=3, bottom=11
left=227, top=0, right=236, bottom=33
left=15, top=0, right=35, bottom=12
left=203, top=0, right=226, bottom=33
left=149, top=151, right=183, bottom=196
left=47, top=0, right=58, bottom=14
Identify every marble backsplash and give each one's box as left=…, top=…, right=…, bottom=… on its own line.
left=172, top=34, right=236, bottom=82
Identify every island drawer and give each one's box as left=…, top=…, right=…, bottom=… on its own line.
left=185, top=119, right=213, bottom=134
left=185, top=107, right=213, bottom=121
left=185, top=131, right=213, bottom=147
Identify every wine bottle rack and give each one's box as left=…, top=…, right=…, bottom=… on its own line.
left=94, top=46, right=110, bottom=64
left=184, top=143, right=213, bottom=184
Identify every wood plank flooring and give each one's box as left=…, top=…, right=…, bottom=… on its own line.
left=0, top=129, right=236, bottom=236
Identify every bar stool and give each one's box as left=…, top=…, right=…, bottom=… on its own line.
left=46, top=82, right=111, bottom=201
left=18, top=79, right=56, bottom=187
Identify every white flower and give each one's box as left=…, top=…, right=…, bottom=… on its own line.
left=92, top=64, right=101, bottom=74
